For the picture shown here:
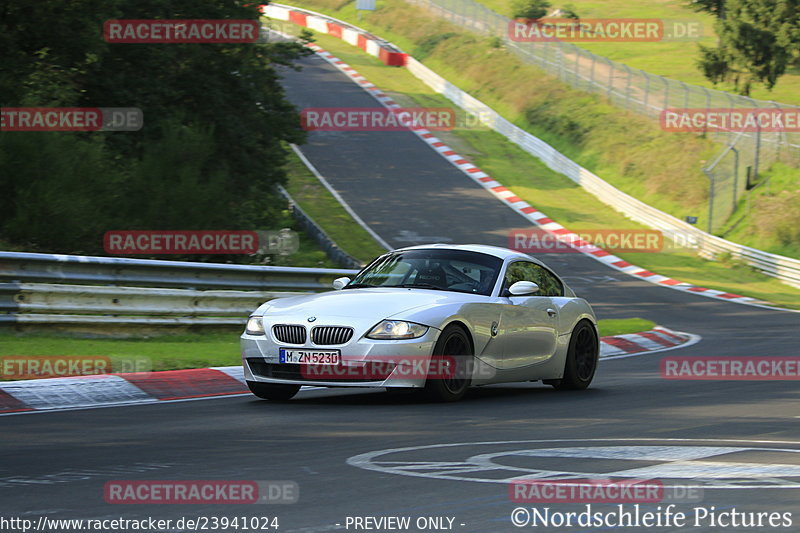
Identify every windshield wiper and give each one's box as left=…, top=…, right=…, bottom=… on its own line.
left=385, top=283, right=447, bottom=291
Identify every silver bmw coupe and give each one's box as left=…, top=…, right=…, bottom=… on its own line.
left=241, top=244, right=598, bottom=402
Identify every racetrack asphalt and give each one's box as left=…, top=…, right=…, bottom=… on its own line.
left=2, top=52, right=800, bottom=533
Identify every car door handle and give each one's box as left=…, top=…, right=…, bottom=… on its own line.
left=546, top=308, right=557, bottom=317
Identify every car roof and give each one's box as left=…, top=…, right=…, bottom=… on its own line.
left=392, top=243, right=545, bottom=265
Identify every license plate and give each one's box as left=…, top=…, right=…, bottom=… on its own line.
left=279, top=348, right=340, bottom=365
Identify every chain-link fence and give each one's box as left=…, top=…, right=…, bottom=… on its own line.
left=703, top=137, right=742, bottom=233
left=409, top=0, right=800, bottom=232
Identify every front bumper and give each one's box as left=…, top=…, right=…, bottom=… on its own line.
left=241, top=326, right=440, bottom=388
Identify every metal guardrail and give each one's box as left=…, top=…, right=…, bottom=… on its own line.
left=403, top=57, right=800, bottom=289
left=409, top=0, right=798, bottom=233
left=0, top=252, right=359, bottom=326
left=277, top=185, right=364, bottom=269
left=266, top=4, right=800, bottom=289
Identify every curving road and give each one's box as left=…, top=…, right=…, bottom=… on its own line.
left=2, top=52, right=800, bottom=533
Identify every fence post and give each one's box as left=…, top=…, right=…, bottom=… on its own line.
left=703, top=168, right=715, bottom=233
left=771, top=100, right=783, bottom=162
left=556, top=44, right=564, bottom=80
left=732, top=145, right=739, bottom=209
left=723, top=92, right=736, bottom=145
left=540, top=42, right=549, bottom=69
left=681, top=81, right=689, bottom=109
left=754, top=122, right=761, bottom=186
left=623, top=65, right=633, bottom=110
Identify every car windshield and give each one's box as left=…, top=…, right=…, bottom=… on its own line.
left=346, top=249, right=502, bottom=295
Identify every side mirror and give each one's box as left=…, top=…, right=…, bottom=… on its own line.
left=508, top=281, right=539, bottom=296
left=332, top=277, right=351, bottom=290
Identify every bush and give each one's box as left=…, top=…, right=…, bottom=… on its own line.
left=511, top=0, right=551, bottom=19
left=0, top=0, right=309, bottom=256
left=0, top=132, right=123, bottom=253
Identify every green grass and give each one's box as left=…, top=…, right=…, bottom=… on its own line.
left=718, top=162, right=800, bottom=258
left=284, top=147, right=389, bottom=263
left=284, top=28, right=800, bottom=309
left=0, top=319, right=656, bottom=380
left=279, top=1, right=717, bottom=224
left=0, top=331, right=242, bottom=378
left=479, top=0, right=800, bottom=106
left=282, top=0, right=800, bottom=256
left=597, top=318, right=656, bottom=337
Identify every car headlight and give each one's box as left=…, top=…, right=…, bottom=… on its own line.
left=367, top=320, right=428, bottom=339
left=245, top=316, right=265, bottom=336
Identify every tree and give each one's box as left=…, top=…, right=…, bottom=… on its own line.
left=696, top=0, right=800, bottom=95
left=0, top=0, right=311, bottom=254
left=687, top=0, right=727, bottom=19
left=511, top=0, right=551, bottom=19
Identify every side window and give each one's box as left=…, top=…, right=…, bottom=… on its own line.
left=534, top=266, right=564, bottom=297
left=503, top=261, right=563, bottom=297
left=503, top=262, right=528, bottom=289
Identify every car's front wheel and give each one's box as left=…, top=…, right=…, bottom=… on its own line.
left=551, top=320, right=598, bottom=390
left=247, top=381, right=301, bottom=401
left=424, top=325, right=473, bottom=402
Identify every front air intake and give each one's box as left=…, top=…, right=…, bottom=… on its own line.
left=311, top=326, right=354, bottom=345
left=272, top=324, right=307, bottom=344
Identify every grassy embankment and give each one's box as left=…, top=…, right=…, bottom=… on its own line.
left=479, top=0, right=800, bottom=106
left=274, top=16, right=800, bottom=309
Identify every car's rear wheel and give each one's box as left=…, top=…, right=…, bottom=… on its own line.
left=247, top=381, right=301, bottom=401
left=551, top=320, right=598, bottom=390
left=424, top=325, right=472, bottom=402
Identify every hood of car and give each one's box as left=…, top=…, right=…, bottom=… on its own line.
left=258, top=287, right=478, bottom=323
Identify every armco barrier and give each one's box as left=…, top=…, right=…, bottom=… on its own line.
left=270, top=5, right=800, bottom=290
left=0, top=283, right=295, bottom=325
left=277, top=185, right=363, bottom=269
left=0, top=252, right=359, bottom=327
left=263, top=4, right=407, bottom=66
left=403, top=57, right=800, bottom=289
